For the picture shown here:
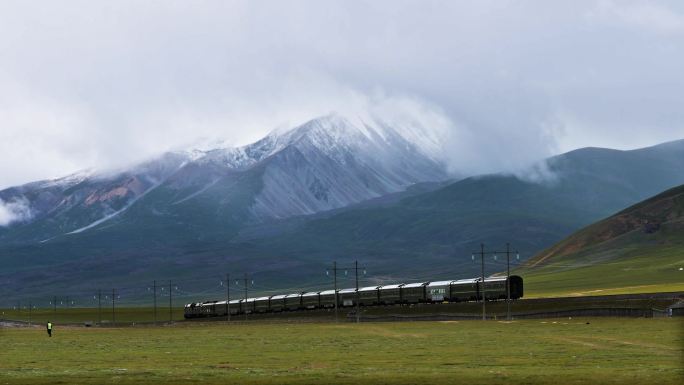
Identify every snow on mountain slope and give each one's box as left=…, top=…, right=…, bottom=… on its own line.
left=247, top=114, right=448, bottom=219
left=159, top=113, right=449, bottom=220
left=0, top=113, right=451, bottom=241
left=183, top=113, right=449, bottom=170
left=0, top=152, right=188, bottom=241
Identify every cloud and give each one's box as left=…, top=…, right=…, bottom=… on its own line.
left=588, top=0, right=684, bottom=35
left=0, top=197, right=32, bottom=226
left=0, top=1, right=683, bottom=189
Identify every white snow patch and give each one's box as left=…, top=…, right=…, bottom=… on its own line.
left=171, top=178, right=221, bottom=205
left=40, top=169, right=95, bottom=188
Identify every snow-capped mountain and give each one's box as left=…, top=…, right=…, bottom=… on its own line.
left=0, top=152, right=189, bottom=241
left=0, top=114, right=450, bottom=243
left=227, top=114, right=448, bottom=219
left=2, top=133, right=683, bottom=302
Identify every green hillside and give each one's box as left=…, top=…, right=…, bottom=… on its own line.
left=254, top=142, right=684, bottom=272
left=518, top=184, right=684, bottom=297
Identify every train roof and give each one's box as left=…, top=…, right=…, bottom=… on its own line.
left=191, top=276, right=517, bottom=306
left=485, top=276, right=507, bottom=282
left=358, top=286, right=379, bottom=292
left=453, top=278, right=479, bottom=284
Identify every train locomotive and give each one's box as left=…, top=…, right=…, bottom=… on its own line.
left=184, top=275, right=523, bottom=319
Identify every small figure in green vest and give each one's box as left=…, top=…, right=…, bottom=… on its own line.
left=46, top=321, right=53, bottom=337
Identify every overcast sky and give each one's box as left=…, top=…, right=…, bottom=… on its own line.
left=0, top=0, right=683, bottom=189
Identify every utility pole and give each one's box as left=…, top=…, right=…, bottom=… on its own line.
left=98, top=290, right=102, bottom=325
left=506, top=243, right=511, bottom=321
left=333, top=262, right=338, bottom=323
left=326, top=262, right=341, bottom=322
left=226, top=273, right=230, bottom=322
left=471, top=244, right=486, bottom=320
left=153, top=280, right=157, bottom=325
left=112, top=289, right=116, bottom=326
left=243, top=274, right=249, bottom=321
left=169, top=280, right=173, bottom=323
left=28, top=302, right=32, bottom=326
left=355, top=260, right=360, bottom=324
left=480, top=243, right=486, bottom=320
left=472, top=243, right=519, bottom=321
left=330, top=261, right=366, bottom=323
left=497, top=244, right=520, bottom=321
left=53, top=296, right=57, bottom=321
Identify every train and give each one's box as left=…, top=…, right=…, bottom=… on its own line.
left=184, top=275, right=523, bottom=319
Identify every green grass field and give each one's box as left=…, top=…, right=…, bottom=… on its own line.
left=517, top=241, right=684, bottom=298
left=1, top=318, right=682, bottom=385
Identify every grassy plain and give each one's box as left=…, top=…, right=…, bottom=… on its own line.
left=518, top=240, right=684, bottom=298
left=1, top=318, right=682, bottom=385
left=513, top=183, right=684, bottom=298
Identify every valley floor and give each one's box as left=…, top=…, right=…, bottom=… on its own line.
left=1, top=318, right=682, bottom=384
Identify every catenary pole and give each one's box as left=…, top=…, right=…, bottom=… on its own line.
left=153, top=280, right=157, bottom=325
left=112, top=288, right=116, bottom=326
left=355, top=260, right=360, bottom=323
left=480, top=243, right=486, bottom=320
left=244, top=274, right=249, bottom=321
left=169, top=280, right=172, bottom=323
left=506, top=243, right=511, bottom=321
left=98, top=290, right=101, bottom=325
left=333, top=261, right=338, bottom=322
left=226, top=273, right=230, bottom=322
left=473, top=243, right=517, bottom=321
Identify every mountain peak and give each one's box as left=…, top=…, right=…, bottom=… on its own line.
left=34, top=168, right=96, bottom=189
left=0, top=112, right=451, bottom=238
